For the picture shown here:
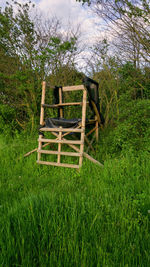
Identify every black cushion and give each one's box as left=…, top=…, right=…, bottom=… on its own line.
left=45, top=118, right=82, bottom=128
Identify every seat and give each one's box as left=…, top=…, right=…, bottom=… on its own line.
left=45, top=118, right=82, bottom=129
left=37, top=77, right=104, bottom=169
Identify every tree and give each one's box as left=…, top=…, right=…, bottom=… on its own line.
left=0, top=1, right=81, bottom=132
left=83, top=39, right=120, bottom=127
left=76, top=0, right=150, bottom=65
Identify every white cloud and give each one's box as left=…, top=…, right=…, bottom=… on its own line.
left=1, top=0, right=103, bottom=43
left=1, top=0, right=106, bottom=69
left=36, top=0, right=102, bottom=41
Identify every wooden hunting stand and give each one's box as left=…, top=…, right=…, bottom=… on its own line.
left=35, top=78, right=104, bottom=169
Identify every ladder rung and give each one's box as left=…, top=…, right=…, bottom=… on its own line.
left=62, top=85, right=84, bottom=91
left=38, top=138, right=83, bottom=145
left=37, top=160, right=79, bottom=169
left=39, top=127, right=83, bottom=133
left=38, top=150, right=81, bottom=157
left=42, top=102, right=82, bottom=108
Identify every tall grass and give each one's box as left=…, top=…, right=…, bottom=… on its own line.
left=0, top=134, right=150, bottom=266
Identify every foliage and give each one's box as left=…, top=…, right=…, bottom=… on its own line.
left=0, top=0, right=149, bottom=136
left=0, top=104, right=18, bottom=134
left=100, top=100, right=150, bottom=157
left=0, top=1, right=81, bottom=132
left=118, top=62, right=150, bottom=99
left=0, top=1, right=150, bottom=265
left=76, top=0, right=150, bottom=65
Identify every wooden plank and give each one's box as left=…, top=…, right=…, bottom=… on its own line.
left=69, top=143, right=103, bottom=167
left=79, top=89, right=87, bottom=167
left=91, top=100, right=101, bottom=125
left=57, top=127, right=62, bottom=163
left=37, top=150, right=81, bottom=157
left=37, top=160, right=79, bottom=169
left=62, top=85, right=84, bottom=92
left=40, top=81, right=46, bottom=125
left=95, top=115, right=99, bottom=142
left=86, top=134, right=95, bottom=154
left=38, top=138, right=83, bottom=145
left=38, top=81, right=46, bottom=161
left=59, top=87, right=63, bottom=118
left=83, top=152, right=103, bottom=167
left=42, top=102, right=82, bottom=108
left=24, top=142, right=54, bottom=157
left=84, top=135, right=95, bottom=152
left=86, top=126, right=98, bottom=137
left=38, top=140, right=42, bottom=161
left=87, top=119, right=96, bottom=124
left=39, top=127, right=83, bottom=133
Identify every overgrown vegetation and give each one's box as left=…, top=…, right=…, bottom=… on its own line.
left=0, top=135, right=150, bottom=266
left=0, top=0, right=150, bottom=266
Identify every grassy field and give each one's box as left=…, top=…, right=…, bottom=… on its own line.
left=0, top=134, right=150, bottom=266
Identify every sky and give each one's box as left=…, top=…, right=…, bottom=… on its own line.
left=36, top=0, right=101, bottom=42
left=0, top=0, right=100, bottom=39
left=0, top=0, right=105, bottom=69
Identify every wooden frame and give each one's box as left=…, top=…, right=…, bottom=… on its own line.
left=35, top=81, right=102, bottom=169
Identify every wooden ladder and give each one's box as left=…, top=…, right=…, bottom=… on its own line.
left=37, top=82, right=87, bottom=169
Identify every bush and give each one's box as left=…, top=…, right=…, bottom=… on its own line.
left=0, top=104, right=18, bottom=134
left=98, top=99, right=150, bottom=158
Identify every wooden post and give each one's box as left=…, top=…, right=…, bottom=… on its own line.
left=79, top=88, right=87, bottom=167
left=59, top=87, right=63, bottom=118
left=86, top=126, right=98, bottom=137
left=86, top=134, right=95, bottom=154
left=57, top=88, right=63, bottom=163
left=38, top=81, right=46, bottom=161
left=84, top=135, right=95, bottom=153
left=95, top=115, right=99, bottom=142
left=40, top=81, right=46, bottom=126
left=57, top=127, right=62, bottom=163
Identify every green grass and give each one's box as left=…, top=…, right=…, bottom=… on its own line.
left=0, top=134, right=150, bottom=266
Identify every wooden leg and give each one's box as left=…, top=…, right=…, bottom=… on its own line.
left=38, top=134, right=42, bottom=161
left=84, top=135, right=95, bottom=153
left=40, top=81, right=46, bottom=125
left=79, top=89, right=87, bottom=167
left=59, top=87, right=63, bottom=118
left=86, top=126, right=97, bottom=137
left=95, top=116, right=99, bottom=142
left=38, top=81, right=46, bottom=161
left=58, top=87, right=63, bottom=163
left=86, top=134, right=95, bottom=154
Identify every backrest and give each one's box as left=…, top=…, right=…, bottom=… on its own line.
left=83, top=76, right=100, bottom=116
left=52, top=79, right=104, bottom=125
left=83, top=76, right=105, bottom=125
